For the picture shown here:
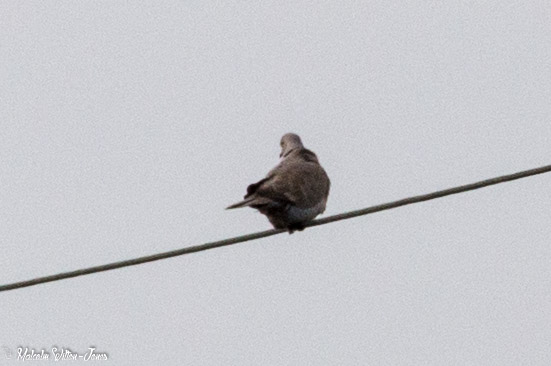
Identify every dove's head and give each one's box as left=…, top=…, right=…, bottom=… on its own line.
left=280, top=133, right=303, bottom=158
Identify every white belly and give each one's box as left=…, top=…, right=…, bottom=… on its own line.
left=286, top=200, right=326, bottom=223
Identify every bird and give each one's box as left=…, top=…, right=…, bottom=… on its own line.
left=227, top=133, right=330, bottom=233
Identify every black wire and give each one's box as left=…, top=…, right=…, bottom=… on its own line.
left=1, top=163, right=550, bottom=293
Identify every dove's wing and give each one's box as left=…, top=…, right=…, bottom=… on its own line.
left=227, top=147, right=330, bottom=211
left=226, top=174, right=291, bottom=210
left=254, top=149, right=330, bottom=209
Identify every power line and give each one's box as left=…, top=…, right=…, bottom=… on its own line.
left=1, top=163, right=550, bottom=293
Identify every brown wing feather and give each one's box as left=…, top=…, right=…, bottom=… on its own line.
left=255, top=153, right=330, bottom=208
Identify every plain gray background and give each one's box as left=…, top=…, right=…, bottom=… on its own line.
left=1, top=1, right=550, bottom=365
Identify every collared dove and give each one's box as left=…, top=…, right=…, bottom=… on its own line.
left=227, top=133, right=330, bottom=233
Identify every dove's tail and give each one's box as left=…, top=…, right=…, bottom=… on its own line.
left=226, top=197, right=256, bottom=209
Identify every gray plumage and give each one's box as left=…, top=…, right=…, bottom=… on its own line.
left=227, top=133, right=330, bottom=233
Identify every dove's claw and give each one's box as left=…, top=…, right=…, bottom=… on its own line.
left=287, top=223, right=305, bottom=233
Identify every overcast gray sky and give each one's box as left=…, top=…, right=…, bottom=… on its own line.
left=1, top=1, right=550, bottom=365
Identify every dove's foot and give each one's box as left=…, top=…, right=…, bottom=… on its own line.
left=287, top=223, right=305, bottom=234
